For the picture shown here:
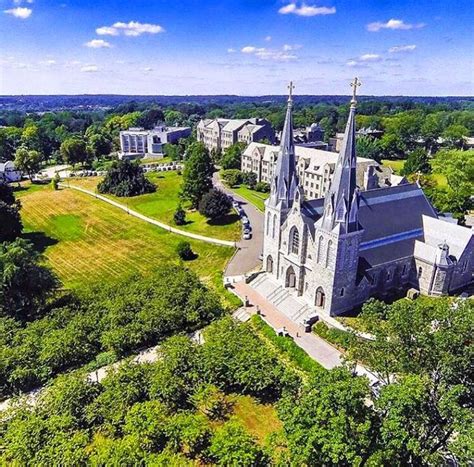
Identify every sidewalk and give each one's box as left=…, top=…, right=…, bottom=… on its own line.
left=233, top=280, right=378, bottom=382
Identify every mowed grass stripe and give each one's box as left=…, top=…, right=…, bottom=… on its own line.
left=19, top=184, right=234, bottom=290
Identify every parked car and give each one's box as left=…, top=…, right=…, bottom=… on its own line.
left=243, top=230, right=252, bottom=240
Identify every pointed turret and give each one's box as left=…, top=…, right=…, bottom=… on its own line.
left=269, top=81, right=299, bottom=209
left=320, top=78, right=361, bottom=233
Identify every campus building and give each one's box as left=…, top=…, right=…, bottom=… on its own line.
left=197, top=118, right=274, bottom=153
left=241, top=141, right=401, bottom=201
left=258, top=81, right=473, bottom=318
left=119, top=124, right=191, bottom=159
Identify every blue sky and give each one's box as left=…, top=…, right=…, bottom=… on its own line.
left=1, top=0, right=473, bottom=95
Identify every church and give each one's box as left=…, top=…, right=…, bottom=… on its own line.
left=261, top=80, right=473, bottom=317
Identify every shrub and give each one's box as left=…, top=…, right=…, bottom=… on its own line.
left=0, top=201, right=23, bottom=242
left=173, top=205, right=186, bottom=226
left=255, top=181, right=270, bottom=193
left=97, top=160, right=156, bottom=197
left=198, top=189, right=231, bottom=219
left=51, top=174, right=60, bottom=190
left=176, top=241, right=195, bottom=261
left=242, top=172, right=257, bottom=189
left=221, top=169, right=242, bottom=187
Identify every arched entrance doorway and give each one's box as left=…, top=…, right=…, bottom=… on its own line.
left=315, top=287, right=326, bottom=308
left=285, top=266, right=296, bottom=288
left=266, top=256, right=273, bottom=273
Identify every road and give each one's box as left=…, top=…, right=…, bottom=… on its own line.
left=213, top=172, right=264, bottom=277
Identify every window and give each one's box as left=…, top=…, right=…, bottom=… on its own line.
left=386, top=270, right=391, bottom=281
left=272, top=214, right=277, bottom=239
left=418, top=267, right=423, bottom=278
left=371, top=273, right=377, bottom=286
left=325, top=240, right=333, bottom=267
left=462, top=261, right=468, bottom=273
left=290, top=227, right=300, bottom=255
left=402, top=264, right=407, bottom=276
left=266, top=213, right=271, bottom=236
left=340, top=288, right=345, bottom=296
left=317, top=236, right=323, bottom=263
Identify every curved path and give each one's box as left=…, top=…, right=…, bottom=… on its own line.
left=213, top=173, right=264, bottom=277
left=59, top=183, right=237, bottom=248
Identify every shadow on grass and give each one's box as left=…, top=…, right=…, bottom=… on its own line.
left=22, top=231, right=58, bottom=254
left=207, top=213, right=241, bottom=227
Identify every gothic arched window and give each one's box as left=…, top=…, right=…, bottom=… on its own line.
left=266, top=213, right=271, bottom=236
left=317, top=236, right=323, bottom=263
left=325, top=240, right=333, bottom=267
left=272, top=214, right=277, bottom=239
left=290, top=227, right=299, bottom=255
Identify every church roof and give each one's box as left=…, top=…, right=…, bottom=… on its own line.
left=302, top=183, right=438, bottom=247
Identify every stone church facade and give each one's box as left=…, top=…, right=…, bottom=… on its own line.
left=263, top=81, right=473, bottom=316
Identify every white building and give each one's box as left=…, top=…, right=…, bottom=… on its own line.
left=197, top=118, right=274, bottom=153
left=119, top=125, right=191, bottom=160
left=241, top=142, right=402, bottom=200
left=0, top=161, right=22, bottom=183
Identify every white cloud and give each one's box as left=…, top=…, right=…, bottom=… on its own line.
left=346, top=60, right=358, bottom=67
left=264, top=35, right=272, bottom=42
left=278, top=2, right=336, bottom=17
left=85, top=39, right=112, bottom=48
left=241, top=45, right=298, bottom=62
left=40, top=59, right=57, bottom=66
left=367, top=19, right=425, bottom=32
left=13, top=0, right=33, bottom=4
left=96, top=21, right=165, bottom=37
left=80, top=65, right=99, bottom=72
left=96, top=26, right=118, bottom=36
left=4, top=7, right=32, bottom=19
left=389, top=44, right=417, bottom=53
left=283, top=44, right=302, bottom=51
left=227, top=48, right=236, bottom=53
left=359, top=53, right=381, bottom=62
left=143, top=67, right=153, bottom=72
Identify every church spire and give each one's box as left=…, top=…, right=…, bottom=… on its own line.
left=320, top=77, right=361, bottom=233
left=269, top=81, right=299, bottom=208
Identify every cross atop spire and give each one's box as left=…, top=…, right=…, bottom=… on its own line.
left=287, top=81, right=295, bottom=104
left=350, top=77, right=361, bottom=107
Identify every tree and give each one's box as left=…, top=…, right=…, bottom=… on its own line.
left=0, top=238, right=59, bottom=320
left=242, top=171, right=257, bottom=189
left=346, top=297, right=473, bottom=463
left=181, top=142, right=213, bottom=208
left=14, top=147, right=43, bottom=180
left=191, top=383, right=231, bottom=420
left=356, top=136, right=383, bottom=163
left=175, top=241, right=195, bottom=261
left=198, top=189, right=231, bottom=220
left=0, top=181, right=16, bottom=205
left=430, top=149, right=474, bottom=220
left=278, top=367, right=375, bottom=466
left=221, top=142, right=246, bottom=170
left=0, top=201, right=22, bottom=242
left=60, top=137, right=90, bottom=165
left=400, top=148, right=431, bottom=176
left=97, top=160, right=156, bottom=197
left=443, top=124, right=469, bottom=149
left=173, top=204, right=186, bottom=225
left=87, top=132, right=112, bottom=159
left=208, top=419, right=267, bottom=466
left=221, top=169, right=242, bottom=187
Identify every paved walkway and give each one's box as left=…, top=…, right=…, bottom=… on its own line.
left=59, top=183, right=237, bottom=248
left=213, top=173, right=264, bottom=276
left=232, top=280, right=378, bottom=382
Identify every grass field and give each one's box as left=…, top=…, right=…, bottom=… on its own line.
left=382, top=159, right=405, bottom=174
left=16, top=183, right=236, bottom=302
left=229, top=394, right=282, bottom=443
left=228, top=185, right=269, bottom=212
left=69, top=172, right=241, bottom=242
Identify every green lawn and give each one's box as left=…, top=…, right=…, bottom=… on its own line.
left=382, top=159, right=405, bottom=175
left=16, top=182, right=237, bottom=306
left=228, top=185, right=269, bottom=212
left=69, top=171, right=241, bottom=242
